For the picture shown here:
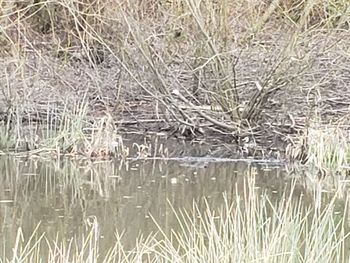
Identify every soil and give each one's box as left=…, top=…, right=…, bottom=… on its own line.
left=0, top=27, right=349, bottom=159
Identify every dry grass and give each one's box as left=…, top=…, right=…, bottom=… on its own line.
left=2, top=176, right=349, bottom=262
left=287, top=121, right=350, bottom=173
left=0, top=0, right=349, bottom=153
left=0, top=97, right=128, bottom=157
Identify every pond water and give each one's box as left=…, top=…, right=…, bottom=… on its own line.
left=0, top=138, right=349, bottom=261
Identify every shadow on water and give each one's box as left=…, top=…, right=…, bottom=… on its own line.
left=0, top=145, right=349, bottom=259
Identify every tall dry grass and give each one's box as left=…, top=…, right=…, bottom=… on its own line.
left=0, top=0, right=349, bottom=151
left=2, top=177, right=349, bottom=262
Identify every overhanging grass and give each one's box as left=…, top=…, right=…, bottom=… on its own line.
left=287, top=123, right=350, bottom=173
left=0, top=99, right=127, bottom=158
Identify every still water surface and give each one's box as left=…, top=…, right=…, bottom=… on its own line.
left=0, top=150, right=347, bottom=258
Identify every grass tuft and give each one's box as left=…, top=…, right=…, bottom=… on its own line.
left=287, top=122, right=350, bottom=173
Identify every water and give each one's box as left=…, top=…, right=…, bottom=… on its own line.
left=0, top=149, right=348, bottom=260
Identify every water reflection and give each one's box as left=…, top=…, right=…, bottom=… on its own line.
left=0, top=155, right=348, bottom=258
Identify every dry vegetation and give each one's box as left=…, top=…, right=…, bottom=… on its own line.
left=0, top=0, right=349, bottom=161
left=3, top=174, right=350, bottom=263
left=1, top=145, right=350, bottom=262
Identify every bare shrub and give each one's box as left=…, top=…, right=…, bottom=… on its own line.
left=0, top=0, right=349, bottom=152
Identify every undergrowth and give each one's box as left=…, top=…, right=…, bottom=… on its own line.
left=0, top=0, right=349, bottom=161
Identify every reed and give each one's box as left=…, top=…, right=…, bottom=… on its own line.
left=2, top=178, right=349, bottom=262
left=287, top=123, right=350, bottom=174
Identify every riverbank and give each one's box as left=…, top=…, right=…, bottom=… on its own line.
left=0, top=0, right=349, bottom=168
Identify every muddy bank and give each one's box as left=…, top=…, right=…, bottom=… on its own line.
left=0, top=28, right=349, bottom=158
